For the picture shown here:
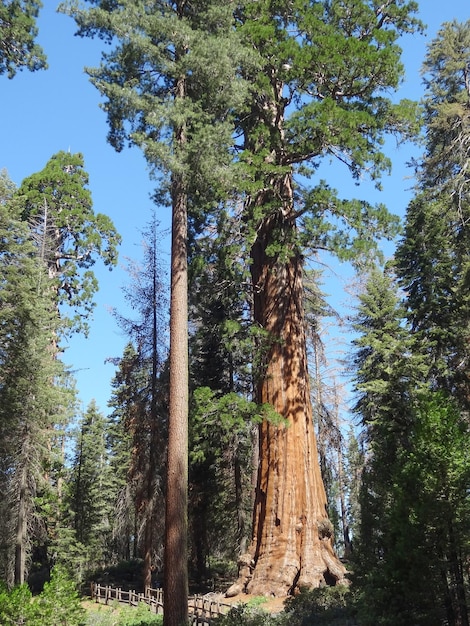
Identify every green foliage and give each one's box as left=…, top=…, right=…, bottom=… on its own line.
left=106, top=217, right=169, bottom=585
left=384, top=24, right=470, bottom=621
left=420, top=19, right=470, bottom=197
left=238, top=0, right=422, bottom=266
left=112, top=604, right=162, bottom=626
left=353, top=392, right=470, bottom=625
left=0, top=179, right=75, bottom=584
left=16, top=151, right=121, bottom=335
left=61, top=0, right=250, bottom=218
left=281, top=586, right=355, bottom=626
left=84, top=604, right=163, bottom=626
left=31, top=566, right=85, bottom=625
left=351, top=268, right=470, bottom=623
left=0, top=580, right=34, bottom=625
left=351, top=265, right=425, bottom=438
left=0, top=567, right=85, bottom=625
left=65, top=401, right=115, bottom=576
left=191, top=387, right=267, bottom=465
left=0, top=0, right=47, bottom=77
left=189, top=387, right=257, bottom=575
left=395, top=20, right=470, bottom=407
left=212, top=604, right=278, bottom=626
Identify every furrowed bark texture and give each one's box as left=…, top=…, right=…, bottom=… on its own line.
left=228, top=176, right=345, bottom=597
left=164, top=166, right=189, bottom=626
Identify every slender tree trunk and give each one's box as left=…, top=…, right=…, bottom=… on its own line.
left=228, top=174, right=345, bottom=597
left=337, top=435, right=353, bottom=559
left=234, top=435, right=247, bottom=555
left=447, top=517, right=469, bottom=626
left=164, top=81, right=189, bottom=623
left=14, top=462, right=28, bottom=586
left=144, top=231, right=162, bottom=593
left=143, top=516, right=153, bottom=592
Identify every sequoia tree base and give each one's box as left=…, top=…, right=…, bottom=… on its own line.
left=226, top=536, right=347, bottom=598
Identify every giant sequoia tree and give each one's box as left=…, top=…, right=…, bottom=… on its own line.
left=227, top=0, right=422, bottom=596
left=64, top=0, right=423, bottom=601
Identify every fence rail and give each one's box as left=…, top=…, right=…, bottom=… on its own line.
left=91, top=583, right=232, bottom=625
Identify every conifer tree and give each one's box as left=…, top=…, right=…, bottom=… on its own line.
left=3, top=153, right=120, bottom=583
left=229, top=0, right=422, bottom=596
left=396, top=19, right=470, bottom=407
left=391, top=20, right=470, bottom=624
left=62, top=1, right=248, bottom=621
left=67, top=401, right=114, bottom=575
left=111, top=216, right=169, bottom=590
left=107, top=343, right=147, bottom=564
left=0, top=0, right=47, bottom=77
left=17, top=151, right=121, bottom=336
left=188, top=209, right=255, bottom=576
left=0, top=183, right=71, bottom=585
left=349, top=267, right=445, bottom=624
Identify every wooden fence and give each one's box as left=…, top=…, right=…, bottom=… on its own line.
left=91, top=583, right=232, bottom=624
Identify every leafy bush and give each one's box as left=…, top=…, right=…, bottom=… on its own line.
left=212, top=604, right=280, bottom=626
left=280, top=585, right=357, bottom=626
left=0, top=580, right=34, bottom=625
left=31, top=565, right=85, bottom=625
left=0, top=566, right=85, bottom=625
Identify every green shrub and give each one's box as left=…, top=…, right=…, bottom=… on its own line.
left=0, top=566, right=86, bottom=625
left=212, top=604, right=280, bottom=626
left=0, top=580, right=34, bottom=624
left=31, top=565, right=85, bottom=625
left=83, top=607, right=116, bottom=626
left=117, top=603, right=163, bottom=626
left=280, top=585, right=357, bottom=626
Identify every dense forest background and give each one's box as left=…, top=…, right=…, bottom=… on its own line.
left=1, top=2, right=470, bottom=626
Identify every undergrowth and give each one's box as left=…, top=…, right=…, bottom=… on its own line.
left=85, top=602, right=163, bottom=626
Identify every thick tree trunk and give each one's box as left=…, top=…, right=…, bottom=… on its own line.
left=164, top=163, right=189, bottom=626
left=227, top=176, right=345, bottom=597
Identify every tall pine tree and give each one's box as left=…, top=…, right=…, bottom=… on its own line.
left=62, top=1, right=249, bottom=620
left=396, top=19, right=470, bottom=407
left=67, top=401, right=114, bottom=576
left=350, top=266, right=435, bottom=624
left=0, top=179, right=71, bottom=585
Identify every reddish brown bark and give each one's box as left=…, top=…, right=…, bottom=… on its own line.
left=163, top=104, right=189, bottom=625
left=164, top=169, right=189, bottom=625
left=227, top=177, right=345, bottom=597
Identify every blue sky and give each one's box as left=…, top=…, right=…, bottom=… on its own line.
left=1, top=1, right=469, bottom=417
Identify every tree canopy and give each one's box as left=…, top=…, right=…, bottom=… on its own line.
left=0, top=0, right=47, bottom=77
